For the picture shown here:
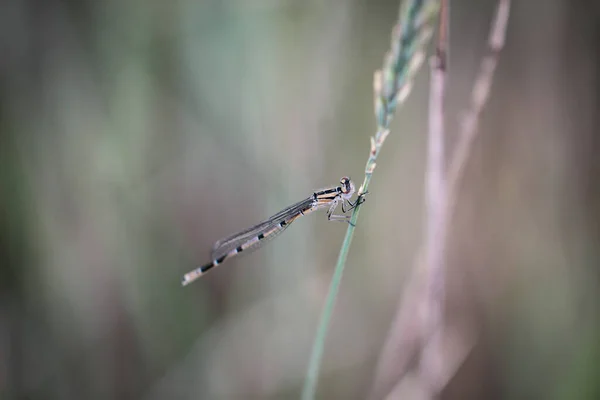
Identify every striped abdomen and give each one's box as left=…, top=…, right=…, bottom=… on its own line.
left=182, top=209, right=306, bottom=286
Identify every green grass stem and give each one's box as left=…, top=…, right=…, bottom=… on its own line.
left=301, top=1, right=440, bottom=399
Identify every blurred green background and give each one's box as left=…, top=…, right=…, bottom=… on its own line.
left=1, top=0, right=599, bottom=399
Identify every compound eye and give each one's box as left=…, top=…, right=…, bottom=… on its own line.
left=340, top=176, right=351, bottom=193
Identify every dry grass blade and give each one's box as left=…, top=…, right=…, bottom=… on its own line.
left=447, top=0, right=511, bottom=198
left=419, top=0, right=449, bottom=394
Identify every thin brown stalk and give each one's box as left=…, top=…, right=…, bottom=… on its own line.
left=447, top=0, right=511, bottom=203
left=419, top=0, right=449, bottom=394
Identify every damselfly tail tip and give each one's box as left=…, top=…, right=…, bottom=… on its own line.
left=181, top=269, right=202, bottom=286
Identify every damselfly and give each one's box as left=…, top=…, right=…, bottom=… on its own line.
left=182, top=176, right=366, bottom=286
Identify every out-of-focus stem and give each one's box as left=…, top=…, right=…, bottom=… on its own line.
left=419, top=0, right=448, bottom=392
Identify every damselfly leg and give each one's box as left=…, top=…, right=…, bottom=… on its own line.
left=342, top=190, right=369, bottom=213
left=328, top=191, right=369, bottom=226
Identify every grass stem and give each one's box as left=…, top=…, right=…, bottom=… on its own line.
left=301, top=1, right=441, bottom=398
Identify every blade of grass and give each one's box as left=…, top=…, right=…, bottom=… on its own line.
left=301, top=1, right=441, bottom=399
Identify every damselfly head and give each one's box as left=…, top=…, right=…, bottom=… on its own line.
left=339, top=176, right=355, bottom=196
